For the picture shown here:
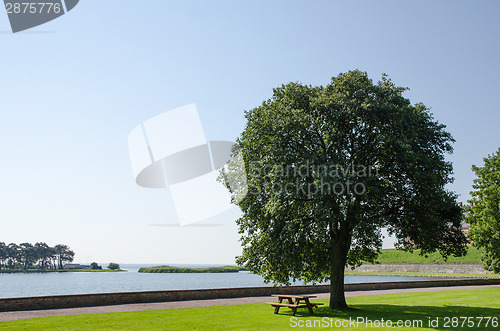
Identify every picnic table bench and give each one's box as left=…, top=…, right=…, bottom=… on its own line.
left=267, top=294, right=324, bottom=316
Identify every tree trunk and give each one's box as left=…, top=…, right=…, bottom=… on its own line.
left=329, top=238, right=348, bottom=309
left=329, top=211, right=353, bottom=310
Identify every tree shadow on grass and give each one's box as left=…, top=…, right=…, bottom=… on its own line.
left=282, top=305, right=500, bottom=330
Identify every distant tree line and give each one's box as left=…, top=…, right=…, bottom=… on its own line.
left=0, top=242, right=75, bottom=271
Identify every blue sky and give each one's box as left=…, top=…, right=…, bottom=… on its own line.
left=0, top=1, right=499, bottom=264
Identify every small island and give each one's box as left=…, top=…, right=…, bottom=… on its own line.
left=138, top=265, right=246, bottom=273
left=0, top=241, right=123, bottom=273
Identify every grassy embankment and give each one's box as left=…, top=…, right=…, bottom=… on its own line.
left=374, top=246, right=483, bottom=264
left=138, top=266, right=246, bottom=273
left=344, top=271, right=500, bottom=278
left=137, top=248, right=487, bottom=276
left=343, top=246, right=499, bottom=278
left=0, top=288, right=498, bottom=330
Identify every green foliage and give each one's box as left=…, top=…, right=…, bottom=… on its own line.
left=0, top=269, right=121, bottom=273
left=138, top=265, right=246, bottom=273
left=54, top=244, right=75, bottom=270
left=221, top=70, right=467, bottom=308
left=376, top=247, right=482, bottom=264
left=90, top=262, right=102, bottom=270
left=0, top=269, right=66, bottom=274
left=107, top=262, right=120, bottom=270
left=0, top=241, right=73, bottom=271
left=466, top=147, right=500, bottom=273
left=0, top=288, right=498, bottom=330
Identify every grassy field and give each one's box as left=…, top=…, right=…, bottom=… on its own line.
left=1, top=288, right=498, bottom=330
left=376, top=246, right=483, bottom=264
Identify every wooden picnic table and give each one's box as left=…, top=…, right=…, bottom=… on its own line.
left=267, top=294, right=323, bottom=316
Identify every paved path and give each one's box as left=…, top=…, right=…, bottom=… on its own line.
left=0, top=285, right=498, bottom=322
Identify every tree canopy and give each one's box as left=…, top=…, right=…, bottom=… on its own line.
left=54, top=244, right=75, bottom=270
left=91, top=262, right=102, bottom=270
left=0, top=242, right=74, bottom=271
left=222, top=70, right=467, bottom=309
left=466, top=147, right=500, bottom=273
left=107, top=262, right=120, bottom=270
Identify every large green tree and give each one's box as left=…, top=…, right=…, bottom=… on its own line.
left=466, top=147, right=500, bottom=273
left=223, top=70, right=467, bottom=309
left=0, top=242, right=76, bottom=271
left=19, top=242, right=36, bottom=270
left=34, top=242, right=55, bottom=270
left=0, top=242, right=6, bottom=269
left=54, top=244, right=75, bottom=269
left=6, top=243, right=20, bottom=269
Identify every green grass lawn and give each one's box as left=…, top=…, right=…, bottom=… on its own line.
left=1, top=288, right=498, bottom=330
left=376, top=246, right=483, bottom=264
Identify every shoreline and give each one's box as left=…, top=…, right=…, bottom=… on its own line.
left=1, top=278, right=500, bottom=313
left=1, top=284, right=499, bottom=322
left=0, top=269, right=125, bottom=274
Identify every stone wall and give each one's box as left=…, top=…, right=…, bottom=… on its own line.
left=1, top=278, right=500, bottom=312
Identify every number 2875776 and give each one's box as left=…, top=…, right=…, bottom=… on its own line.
left=5, top=2, right=62, bottom=14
